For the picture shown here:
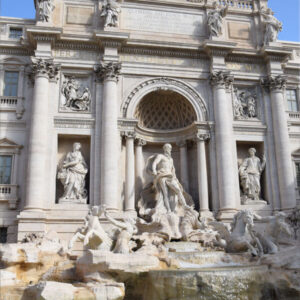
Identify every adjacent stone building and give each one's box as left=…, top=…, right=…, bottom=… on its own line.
left=0, top=0, right=299, bottom=243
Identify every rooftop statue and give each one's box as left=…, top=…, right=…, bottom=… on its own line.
left=239, top=148, right=266, bottom=205
left=260, top=7, right=282, bottom=45
left=207, top=1, right=228, bottom=38
left=35, top=0, right=54, bottom=23
left=100, top=0, right=121, bottom=28
left=57, top=142, right=88, bottom=204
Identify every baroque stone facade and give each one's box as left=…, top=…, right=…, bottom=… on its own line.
left=0, top=0, right=299, bottom=244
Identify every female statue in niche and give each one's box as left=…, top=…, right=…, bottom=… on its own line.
left=239, top=148, right=266, bottom=204
left=207, top=1, right=228, bottom=38
left=57, top=142, right=88, bottom=204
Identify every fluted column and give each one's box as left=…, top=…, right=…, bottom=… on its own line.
left=195, top=133, right=211, bottom=216
left=123, top=132, right=136, bottom=212
left=210, top=71, right=237, bottom=218
left=261, top=75, right=296, bottom=210
left=25, top=58, right=59, bottom=210
left=135, top=138, right=146, bottom=200
left=95, top=62, right=122, bottom=210
left=177, top=140, right=189, bottom=192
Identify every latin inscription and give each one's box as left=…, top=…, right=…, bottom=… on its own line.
left=122, top=7, right=204, bottom=36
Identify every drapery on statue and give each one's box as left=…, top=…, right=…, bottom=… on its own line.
left=35, top=0, right=54, bottom=22
left=61, top=77, right=91, bottom=111
left=260, top=7, right=282, bottom=45
left=207, top=1, right=228, bottom=38
left=233, top=90, right=257, bottom=120
left=239, top=148, right=266, bottom=204
left=57, top=142, right=88, bottom=204
left=100, top=0, right=121, bottom=28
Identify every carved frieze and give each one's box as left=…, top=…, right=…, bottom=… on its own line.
left=94, top=62, right=121, bottom=82
left=233, top=88, right=258, bottom=120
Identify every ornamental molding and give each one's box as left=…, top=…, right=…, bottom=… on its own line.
left=135, top=138, right=147, bottom=147
left=226, top=56, right=264, bottom=64
left=122, top=77, right=208, bottom=122
left=55, top=42, right=98, bottom=51
left=121, top=47, right=207, bottom=59
left=94, top=61, right=122, bottom=82
left=54, top=117, right=95, bottom=129
left=194, top=133, right=210, bottom=142
left=0, top=48, right=32, bottom=56
left=31, top=57, right=60, bottom=80
left=209, top=71, right=234, bottom=89
left=260, top=75, right=287, bottom=91
left=121, top=131, right=136, bottom=139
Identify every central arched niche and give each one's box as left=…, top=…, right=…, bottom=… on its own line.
left=134, top=90, right=197, bottom=130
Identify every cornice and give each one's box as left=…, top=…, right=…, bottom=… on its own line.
left=203, top=40, right=237, bottom=57
left=55, top=41, right=99, bottom=51
left=0, top=47, right=32, bottom=56
left=54, top=117, right=95, bottom=129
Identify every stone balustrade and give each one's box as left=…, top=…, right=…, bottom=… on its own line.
left=0, top=184, right=18, bottom=209
left=288, top=111, right=300, bottom=120
left=218, top=0, right=253, bottom=10
left=0, top=96, right=25, bottom=119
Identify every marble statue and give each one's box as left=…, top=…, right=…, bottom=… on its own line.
left=287, top=208, right=300, bottom=239
left=260, top=8, right=282, bottom=45
left=252, top=212, right=293, bottom=254
left=61, top=77, right=91, bottom=111
left=104, top=208, right=138, bottom=254
left=57, top=143, right=88, bottom=204
left=233, top=89, right=257, bottom=120
left=100, top=0, right=121, bottom=28
left=239, top=148, right=266, bottom=204
left=211, top=210, right=262, bottom=256
left=68, top=206, right=112, bottom=251
left=35, top=0, right=54, bottom=22
left=150, top=143, right=189, bottom=213
left=207, top=1, right=228, bottom=38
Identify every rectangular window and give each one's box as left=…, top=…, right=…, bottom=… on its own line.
left=286, top=89, right=299, bottom=112
left=0, top=227, right=7, bottom=243
left=0, top=155, right=12, bottom=184
left=296, top=162, right=300, bottom=188
left=3, top=71, right=19, bottom=97
left=9, top=27, right=23, bottom=39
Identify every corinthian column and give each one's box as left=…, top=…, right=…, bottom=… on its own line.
left=176, top=140, right=189, bottom=192
left=123, top=131, right=136, bottom=212
left=95, top=62, right=122, bottom=210
left=261, top=75, right=296, bottom=210
left=195, top=133, right=212, bottom=216
left=25, top=58, right=60, bottom=210
left=210, top=71, right=237, bottom=219
left=135, top=138, right=146, bottom=200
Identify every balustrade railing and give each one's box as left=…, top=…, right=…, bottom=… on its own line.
left=0, top=184, right=18, bottom=209
left=288, top=111, right=300, bottom=120
left=0, top=96, right=25, bottom=119
left=218, top=0, right=253, bottom=10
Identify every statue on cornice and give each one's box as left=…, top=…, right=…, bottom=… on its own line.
left=35, top=0, right=54, bottom=23
left=207, top=1, right=228, bottom=38
left=100, top=0, right=121, bottom=28
left=57, top=143, right=88, bottom=204
left=239, top=148, right=266, bottom=204
left=260, top=7, right=282, bottom=45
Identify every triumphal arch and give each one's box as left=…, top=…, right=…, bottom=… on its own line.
left=0, top=0, right=299, bottom=243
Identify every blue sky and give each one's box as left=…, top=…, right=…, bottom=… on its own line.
left=0, top=0, right=299, bottom=42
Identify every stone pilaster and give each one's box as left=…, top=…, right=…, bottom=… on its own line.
left=25, top=57, right=60, bottom=211
left=122, top=131, right=136, bottom=212
left=176, top=140, right=189, bottom=193
left=261, top=75, right=296, bottom=210
left=95, top=62, right=122, bottom=210
left=194, top=133, right=212, bottom=217
left=210, top=71, right=237, bottom=219
left=135, top=138, right=146, bottom=201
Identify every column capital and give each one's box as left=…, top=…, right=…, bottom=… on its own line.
left=94, top=61, right=121, bottom=82
left=135, top=138, right=147, bottom=147
left=121, top=131, right=136, bottom=139
left=31, top=57, right=60, bottom=80
left=194, top=133, right=210, bottom=142
left=209, top=71, right=233, bottom=89
left=176, top=140, right=187, bottom=148
left=260, top=75, right=287, bottom=92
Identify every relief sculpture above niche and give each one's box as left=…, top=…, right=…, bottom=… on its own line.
left=233, top=87, right=258, bottom=120
left=60, top=76, right=91, bottom=112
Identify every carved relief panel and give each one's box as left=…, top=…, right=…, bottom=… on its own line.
left=59, top=74, right=92, bottom=113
